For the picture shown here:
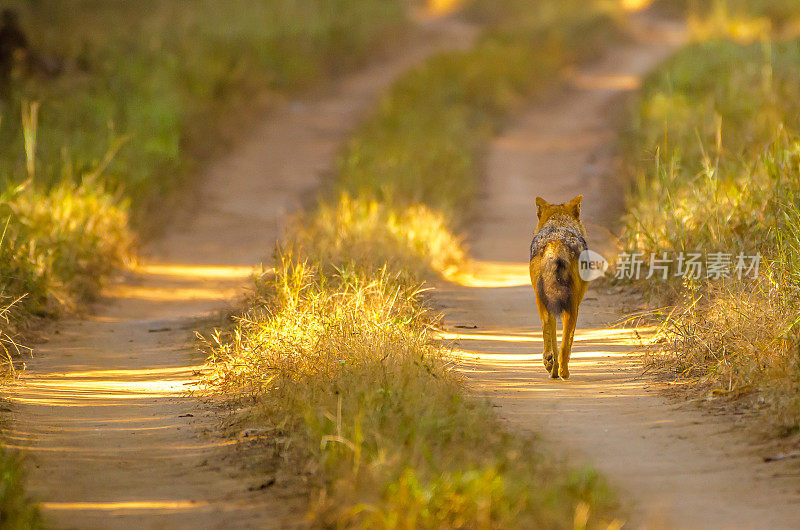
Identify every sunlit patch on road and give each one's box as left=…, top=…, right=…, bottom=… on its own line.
left=103, top=285, right=238, bottom=302
left=621, top=0, right=653, bottom=12
left=40, top=500, right=208, bottom=512
left=426, top=0, right=465, bottom=17
left=136, top=263, right=260, bottom=280
left=568, top=71, right=642, bottom=91
left=446, top=260, right=530, bottom=288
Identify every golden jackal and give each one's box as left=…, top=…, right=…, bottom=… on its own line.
left=529, top=196, right=588, bottom=379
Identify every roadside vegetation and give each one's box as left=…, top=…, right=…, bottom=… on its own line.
left=0, top=1, right=407, bottom=526
left=0, top=447, right=39, bottom=529
left=0, top=0, right=407, bottom=326
left=621, top=1, right=800, bottom=431
left=658, top=0, right=800, bottom=31
left=205, top=0, right=629, bottom=526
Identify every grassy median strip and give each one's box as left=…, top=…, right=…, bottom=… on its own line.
left=334, top=0, right=622, bottom=220
left=620, top=4, right=800, bottom=431
left=204, top=258, right=618, bottom=527
left=204, top=1, right=627, bottom=526
left=288, top=0, right=624, bottom=279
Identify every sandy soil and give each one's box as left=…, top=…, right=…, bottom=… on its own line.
left=436, top=12, right=800, bottom=530
left=1, top=17, right=477, bottom=529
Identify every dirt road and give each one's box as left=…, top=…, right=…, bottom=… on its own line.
left=437, top=12, right=800, bottom=529
left=7, top=6, right=800, bottom=529
left=1, top=17, right=476, bottom=529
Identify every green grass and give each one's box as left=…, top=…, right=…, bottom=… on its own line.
left=203, top=0, right=628, bottom=526
left=0, top=447, right=40, bottom=529
left=622, top=39, right=800, bottom=264
left=335, top=0, right=623, bottom=222
left=1, top=1, right=408, bottom=221
left=619, top=18, right=800, bottom=430
left=656, top=0, right=800, bottom=30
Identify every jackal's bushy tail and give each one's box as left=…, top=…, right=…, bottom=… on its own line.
left=537, top=241, right=573, bottom=315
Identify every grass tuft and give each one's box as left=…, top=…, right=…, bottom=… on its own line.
left=0, top=171, right=132, bottom=318
left=287, top=194, right=464, bottom=278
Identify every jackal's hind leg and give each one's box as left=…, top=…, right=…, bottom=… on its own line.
left=544, top=312, right=558, bottom=378
left=536, top=297, right=558, bottom=376
left=558, top=309, right=578, bottom=380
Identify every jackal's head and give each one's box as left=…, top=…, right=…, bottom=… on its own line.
left=535, top=195, right=583, bottom=230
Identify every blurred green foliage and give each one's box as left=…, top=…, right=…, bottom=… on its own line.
left=0, top=447, right=40, bottom=530
left=0, top=0, right=407, bottom=221
left=658, top=0, right=800, bottom=27
left=336, top=0, right=622, bottom=218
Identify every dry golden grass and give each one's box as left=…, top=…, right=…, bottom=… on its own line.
left=649, top=276, right=800, bottom=432
left=202, top=257, right=619, bottom=527
left=287, top=194, right=464, bottom=279
left=621, top=2, right=800, bottom=432
left=0, top=172, right=132, bottom=318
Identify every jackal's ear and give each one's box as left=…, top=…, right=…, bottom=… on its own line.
left=535, top=196, right=548, bottom=218
left=567, top=195, right=583, bottom=219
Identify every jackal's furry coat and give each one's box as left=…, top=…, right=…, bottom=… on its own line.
left=529, top=196, right=588, bottom=379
